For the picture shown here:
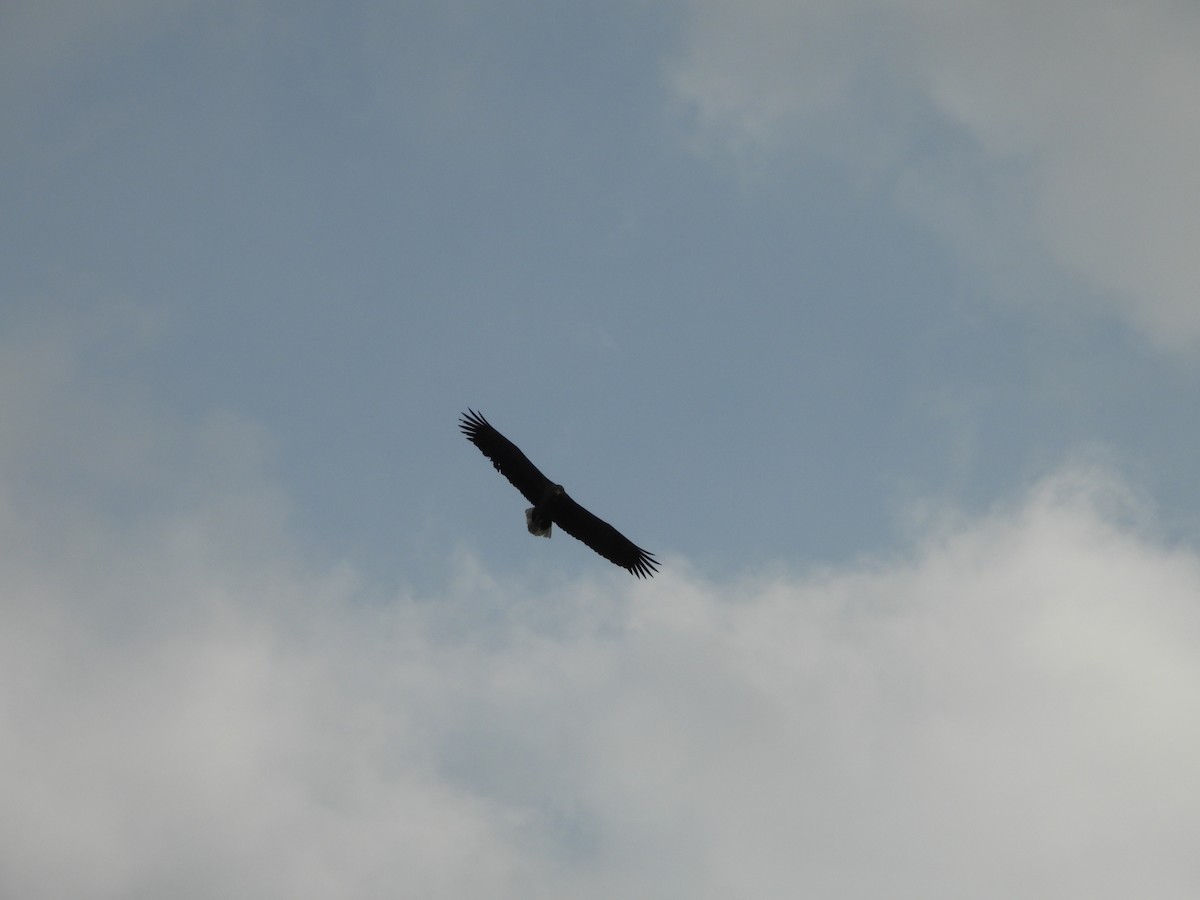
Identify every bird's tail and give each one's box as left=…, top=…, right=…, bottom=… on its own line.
left=525, top=508, right=552, bottom=538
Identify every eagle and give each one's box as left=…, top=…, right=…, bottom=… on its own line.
left=459, top=409, right=658, bottom=578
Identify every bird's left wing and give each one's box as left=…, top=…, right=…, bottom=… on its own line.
left=552, top=493, right=658, bottom=578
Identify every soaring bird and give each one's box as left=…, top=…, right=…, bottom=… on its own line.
left=459, top=409, right=658, bottom=578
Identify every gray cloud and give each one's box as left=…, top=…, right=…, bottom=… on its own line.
left=669, top=0, right=1200, bottom=352
left=1, top=317, right=1197, bottom=897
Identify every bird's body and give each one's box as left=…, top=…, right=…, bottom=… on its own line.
left=459, top=409, right=658, bottom=578
left=525, top=482, right=565, bottom=538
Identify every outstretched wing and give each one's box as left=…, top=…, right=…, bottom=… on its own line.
left=552, top=492, right=659, bottom=579
left=459, top=409, right=551, bottom=506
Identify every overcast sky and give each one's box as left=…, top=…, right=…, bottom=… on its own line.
left=3, top=1, right=1200, bottom=896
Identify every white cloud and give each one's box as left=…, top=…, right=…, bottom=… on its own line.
left=2, top=312, right=1199, bottom=897
left=668, top=0, right=1200, bottom=352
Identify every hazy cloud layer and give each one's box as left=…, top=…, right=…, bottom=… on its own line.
left=2, top=322, right=1197, bottom=898
left=3, top=5, right=1198, bottom=895
left=670, top=0, right=1200, bottom=351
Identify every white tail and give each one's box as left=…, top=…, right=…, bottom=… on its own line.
left=525, top=507, right=552, bottom=538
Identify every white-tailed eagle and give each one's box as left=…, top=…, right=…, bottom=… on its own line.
left=460, top=409, right=658, bottom=578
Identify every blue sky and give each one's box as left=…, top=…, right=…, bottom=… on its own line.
left=3, top=1, right=1200, bottom=896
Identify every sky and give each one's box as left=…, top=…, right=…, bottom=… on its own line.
left=3, top=0, right=1200, bottom=896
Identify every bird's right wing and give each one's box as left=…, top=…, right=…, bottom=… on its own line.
left=459, top=409, right=551, bottom=506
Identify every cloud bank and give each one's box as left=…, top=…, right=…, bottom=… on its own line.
left=2, top=316, right=1198, bottom=898
left=669, top=0, right=1200, bottom=352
